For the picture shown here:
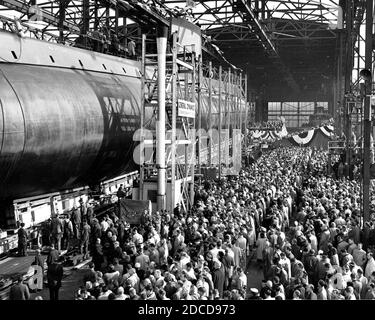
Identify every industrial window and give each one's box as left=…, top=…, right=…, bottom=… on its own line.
left=102, top=64, right=107, bottom=70
left=268, top=102, right=281, bottom=112
left=79, top=59, right=84, bottom=67
left=268, top=101, right=329, bottom=128
left=11, top=51, right=17, bottom=59
left=49, top=55, right=55, bottom=63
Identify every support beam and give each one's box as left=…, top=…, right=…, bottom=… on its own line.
left=105, top=5, right=109, bottom=31
left=239, top=72, right=243, bottom=144
left=244, top=73, right=248, bottom=149
left=171, top=31, right=178, bottom=213
left=139, top=33, right=146, bottom=201
left=114, top=5, right=118, bottom=35
left=123, top=17, right=127, bottom=49
left=236, top=0, right=300, bottom=92
left=208, top=61, right=213, bottom=167
left=344, top=0, right=354, bottom=166
left=156, top=25, right=168, bottom=211
left=226, top=69, right=231, bottom=170
left=218, top=65, right=222, bottom=179
left=81, top=0, right=90, bottom=47
left=1, top=0, right=79, bottom=32
left=363, top=0, right=373, bottom=225
left=94, top=0, right=99, bottom=30
left=197, top=55, right=202, bottom=179
left=190, top=51, right=196, bottom=207
left=58, top=0, right=67, bottom=43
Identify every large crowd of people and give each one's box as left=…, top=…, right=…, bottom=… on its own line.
left=12, top=146, right=375, bottom=300
left=69, top=146, right=375, bottom=300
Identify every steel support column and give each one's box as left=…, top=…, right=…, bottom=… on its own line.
left=208, top=61, right=213, bottom=167
left=59, top=0, right=67, bottom=43
left=197, top=55, right=202, bottom=180
left=139, top=33, right=146, bottom=200
left=171, top=32, right=178, bottom=213
left=94, top=0, right=99, bottom=30
left=190, top=51, right=196, bottom=206
left=156, top=25, right=168, bottom=211
left=218, top=65, right=222, bottom=179
left=363, top=0, right=373, bottom=224
left=244, top=73, right=248, bottom=151
left=82, top=0, right=90, bottom=47
left=226, top=69, right=231, bottom=170
left=345, top=0, right=354, bottom=167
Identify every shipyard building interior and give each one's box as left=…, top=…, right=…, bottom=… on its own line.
left=0, top=0, right=375, bottom=303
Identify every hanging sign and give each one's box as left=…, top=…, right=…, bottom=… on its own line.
left=177, top=99, right=195, bottom=118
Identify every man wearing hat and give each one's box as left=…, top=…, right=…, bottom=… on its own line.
left=319, top=224, right=331, bottom=254
left=212, top=259, right=225, bottom=298
left=33, top=248, right=45, bottom=274
left=46, top=243, right=60, bottom=267
left=17, top=222, right=28, bottom=257
left=47, top=256, right=64, bottom=300
left=248, top=288, right=262, bottom=300
left=51, top=213, right=63, bottom=253
left=303, top=249, right=318, bottom=286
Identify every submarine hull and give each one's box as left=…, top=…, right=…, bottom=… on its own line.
left=0, top=63, right=142, bottom=199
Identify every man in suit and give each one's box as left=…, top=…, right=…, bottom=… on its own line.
left=47, top=244, right=60, bottom=267
left=47, top=258, right=64, bottom=300
left=9, top=275, right=30, bottom=300
left=80, top=220, right=91, bottom=260
left=71, top=206, right=82, bottom=239
left=50, top=214, right=63, bottom=252
left=17, top=223, right=28, bottom=257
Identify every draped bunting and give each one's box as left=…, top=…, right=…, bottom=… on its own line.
left=289, top=129, right=316, bottom=146
left=249, top=123, right=288, bottom=141
left=319, top=125, right=334, bottom=137
left=250, top=124, right=334, bottom=145
left=288, top=125, right=334, bottom=146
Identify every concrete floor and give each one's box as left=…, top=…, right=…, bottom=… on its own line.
left=0, top=250, right=90, bottom=300
left=0, top=254, right=37, bottom=277
left=29, top=268, right=87, bottom=300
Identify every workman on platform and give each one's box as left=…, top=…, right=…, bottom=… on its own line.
left=17, top=222, right=28, bottom=257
